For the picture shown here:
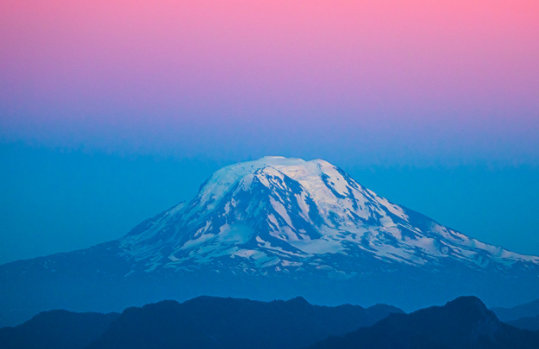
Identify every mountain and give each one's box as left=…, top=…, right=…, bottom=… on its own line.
left=309, top=296, right=539, bottom=349
left=493, top=299, right=539, bottom=322
left=120, top=156, right=537, bottom=273
left=89, top=296, right=401, bottom=349
left=0, top=310, right=119, bottom=349
left=4, top=295, right=539, bottom=349
left=508, top=316, right=539, bottom=331
left=1, top=156, right=538, bottom=326
left=0, top=296, right=402, bottom=349
left=493, top=298, right=539, bottom=331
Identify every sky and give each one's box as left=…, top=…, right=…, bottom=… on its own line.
left=0, top=1, right=538, bottom=263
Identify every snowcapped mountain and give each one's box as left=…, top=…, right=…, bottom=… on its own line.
left=119, top=156, right=537, bottom=276
left=1, top=156, right=538, bottom=326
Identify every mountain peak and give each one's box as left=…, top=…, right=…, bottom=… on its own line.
left=198, top=156, right=339, bottom=199
left=119, top=156, right=538, bottom=275
left=286, top=296, right=310, bottom=306
left=444, top=296, right=493, bottom=320
left=446, top=296, right=486, bottom=308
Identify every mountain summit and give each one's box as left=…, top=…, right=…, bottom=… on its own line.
left=1, top=156, right=538, bottom=326
left=121, top=156, right=537, bottom=275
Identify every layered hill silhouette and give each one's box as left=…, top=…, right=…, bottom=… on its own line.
left=1, top=157, right=538, bottom=326
left=493, top=298, right=539, bottom=322
left=2, top=296, right=538, bottom=349
left=493, top=298, right=539, bottom=331
left=0, top=310, right=119, bottom=349
left=508, top=316, right=539, bottom=332
left=0, top=296, right=401, bottom=349
left=309, top=297, right=539, bottom=349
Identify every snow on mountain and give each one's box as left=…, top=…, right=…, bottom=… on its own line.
left=1, top=156, right=539, bottom=327
left=118, top=156, right=538, bottom=275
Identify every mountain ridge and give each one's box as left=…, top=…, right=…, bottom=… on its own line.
left=0, top=296, right=402, bottom=349
left=3, top=296, right=539, bottom=349
left=309, top=296, right=539, bottom=349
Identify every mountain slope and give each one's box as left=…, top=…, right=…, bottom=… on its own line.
left=508, top=315, right=539, bottom=331
left=0, top=310, right=119, bottom=349
left=88, top=296, right=401, bottom=349
left=493, top=299, right=539, bottom=322
left=0, top=296, right=401, bottom=349
left=1, top=156, right=538, bottom=326
left=309, top=296, right=539, bottom=349
left=120, top=156, right=538, bottom=275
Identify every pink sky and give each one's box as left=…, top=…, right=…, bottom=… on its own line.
left=1, top=1, right=538, bottom=162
